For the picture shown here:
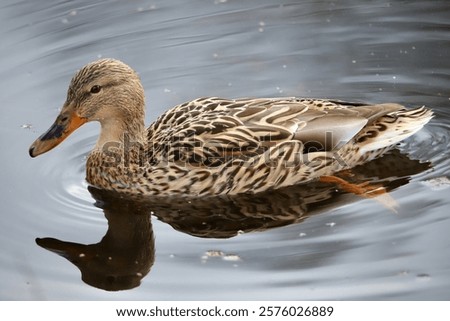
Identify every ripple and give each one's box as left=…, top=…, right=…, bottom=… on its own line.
left=36, top=133, right=103, bottom=224
left=400, top=119, right=450, bottom=181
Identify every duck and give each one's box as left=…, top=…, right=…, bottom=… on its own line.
left=29, top=58, right=433, bottom=196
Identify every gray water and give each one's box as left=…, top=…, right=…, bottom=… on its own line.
left=1, top=0, right=450, bottom=300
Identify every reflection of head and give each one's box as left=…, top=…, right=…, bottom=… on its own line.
left=36, top=188, right=155, bottom=291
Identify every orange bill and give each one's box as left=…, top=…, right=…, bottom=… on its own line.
left=29, top=111, right=87, bottom=157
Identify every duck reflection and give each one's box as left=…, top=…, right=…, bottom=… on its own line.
left=36, top=189, right=155, bottom=291
left=36, top=149, right=430, bottom=291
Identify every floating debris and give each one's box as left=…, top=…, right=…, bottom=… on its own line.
left=202, top=250, right=241, bottom=262
left=422, top=177, right=450, bottom=190
left=416, top=273, right=431, bottom=281
left=205, top=250, right=224, bottom=257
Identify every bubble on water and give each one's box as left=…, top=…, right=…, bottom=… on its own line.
left=21, top=124, right=32, bottom=129
left=299, top=232, right=307, bottom=237
left=326, top=222, right=336, bottom=227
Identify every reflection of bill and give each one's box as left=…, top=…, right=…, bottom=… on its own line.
left=36, top=189, right=155, bottom=292
left=35, top=149, right=430, bottom=291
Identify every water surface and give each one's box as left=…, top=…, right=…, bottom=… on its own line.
left=1, top=0, right=450, bottom=300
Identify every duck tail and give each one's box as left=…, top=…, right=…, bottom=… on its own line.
left=356, top=106, right=433, bottom=154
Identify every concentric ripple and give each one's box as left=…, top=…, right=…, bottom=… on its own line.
left=35, top=133, right=104, bottom=225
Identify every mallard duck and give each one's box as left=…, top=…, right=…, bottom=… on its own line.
left=29, top=59, right=433, bottom=196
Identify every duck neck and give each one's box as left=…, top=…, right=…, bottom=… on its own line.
left=93, top=117, right=147, bottom=167
left=95, top=118, right=145, bottom=147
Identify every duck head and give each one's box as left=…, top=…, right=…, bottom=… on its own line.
left=29, top=58, right=145, bottom=157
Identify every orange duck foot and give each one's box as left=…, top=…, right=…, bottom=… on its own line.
left=319, top=175, right=387, bottom=197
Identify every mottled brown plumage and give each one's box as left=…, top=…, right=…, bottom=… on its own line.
left=29, top=59, right=433, bottom=196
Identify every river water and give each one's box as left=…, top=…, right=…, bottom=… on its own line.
left=1, top=0, right=450, bottom=300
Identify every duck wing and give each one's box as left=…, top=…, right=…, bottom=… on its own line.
left=147, top=97, right=403, bottom=167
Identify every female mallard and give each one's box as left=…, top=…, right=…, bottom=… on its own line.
left=29, top=59, right=433, bottom=196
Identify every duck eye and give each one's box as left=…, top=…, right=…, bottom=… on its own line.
left=90, top=85, right=102, bottom=94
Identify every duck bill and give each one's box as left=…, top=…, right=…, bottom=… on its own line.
left=29, top=112, right=87, bottom=157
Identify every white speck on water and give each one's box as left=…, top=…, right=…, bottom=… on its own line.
left=108, top=256, right=112, bottom=261
left=61, top=18, right=69, bottom=24
left=326, top=222, right=336, bottom=227
left=258, top=21, right=265, bottom=32
left=282, top=64, right=287, bottom=69
left=21, top=124, right=32, bottom=129
left=352, top=60, right=357, bottom=64
left=392, top=76, right=397, bottom=80
left=397, top=270, right=409, bottom=276
left=97, top=54, right=103, bottom=58
left=79, top=253, right=85, bottom=258
left=169, top=254, right=175, bottom=258
left=164, top=88, right=171, bottom=93
left=213, top=53, right=219, bottom=58
left=69, top=10, right=77, bottom=16
left=299, top=232, right=307, bottom=237
left=222, top=254, right=241, bottom=261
